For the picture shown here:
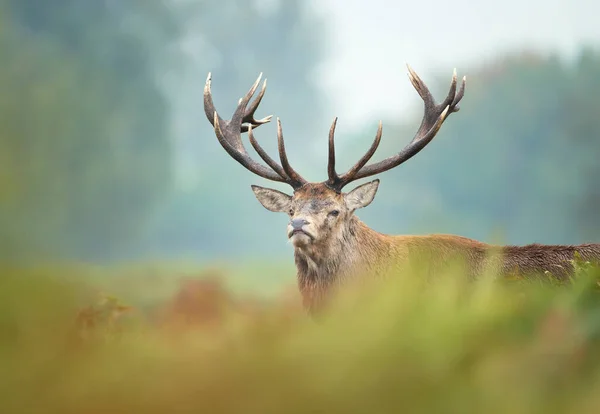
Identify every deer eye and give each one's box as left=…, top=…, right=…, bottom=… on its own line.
left=328, top=210, right=340, bottom=217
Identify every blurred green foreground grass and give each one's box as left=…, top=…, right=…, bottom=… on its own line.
left=1, top=258, right=600, bottom=414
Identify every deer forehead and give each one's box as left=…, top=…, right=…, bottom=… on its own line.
left=292, top=184, right=344, bottom=211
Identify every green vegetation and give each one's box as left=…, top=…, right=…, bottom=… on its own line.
left=1, top=259, right=600, bottom=413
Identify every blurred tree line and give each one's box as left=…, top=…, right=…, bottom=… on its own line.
left=0, top=0, right=178, bottom=261
left=0, top=0, right=327, bottom=262
left=350, top=49, right=600, bottom=247
left=0, top=0, right=597, bottom=263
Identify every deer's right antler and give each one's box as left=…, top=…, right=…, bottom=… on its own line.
left=204, top=73, right=307, bottom=189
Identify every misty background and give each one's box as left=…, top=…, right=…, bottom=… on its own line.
left=1, top=0, right=598, bottom=266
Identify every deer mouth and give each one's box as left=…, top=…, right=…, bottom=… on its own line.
left=288, top=229, right=313, bottom=240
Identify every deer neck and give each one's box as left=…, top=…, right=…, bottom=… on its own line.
left=292, top=216, right=392, bottom=315
left=293, top=216, right=386, bottom=290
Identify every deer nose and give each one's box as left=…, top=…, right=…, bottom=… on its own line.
left=291, top=218, right=309, bottom=230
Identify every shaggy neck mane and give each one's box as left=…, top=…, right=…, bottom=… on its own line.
left=293, top=216, right=387, bottom=312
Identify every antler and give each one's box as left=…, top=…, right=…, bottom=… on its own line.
left=325, top=64, right=466, bottom=191
left=204, top=73, right=307, bottom=189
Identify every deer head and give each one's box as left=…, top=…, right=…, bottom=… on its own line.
left=203, top=66, right=466, bottom=253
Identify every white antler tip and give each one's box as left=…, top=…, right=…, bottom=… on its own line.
left=213, top=112, right=222, bottom=132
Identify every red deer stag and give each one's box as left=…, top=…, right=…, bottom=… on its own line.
left=203, top=66, right=600, bottom=315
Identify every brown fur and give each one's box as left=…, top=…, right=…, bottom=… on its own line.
left=253, top=183, right=600, bottom=316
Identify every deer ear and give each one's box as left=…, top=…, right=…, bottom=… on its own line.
left=344, top=179, right=379, bottom=211
left=251, top=185, right=292, bottom=213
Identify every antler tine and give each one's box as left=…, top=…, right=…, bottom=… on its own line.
left=204, top=73, right=272, bottom=135
left=436, top=67, right=466, bottom=115
left=248, top=125, right=289, bottom=179
left=204, top=73, right=293, bottom=184
left=230, top=73, right=264, bottom=128
left=333, top=65, right=465, bottom=186
left=451, top=74, right=466, bottom=111
left=440, top=68, right=458, bottom=109
left=325, top=118, right=382, bottom=190
left=277, top=118, right=307, bottom=189
left=241, top=78, right=273, bottom=133
left=337, top=121, right=383, bottom=185
left=327, top=117, right=340, bottom=186
left=212, top=113, right=286, bottom=182
left=204, top=72, right=225, bottom=130
left=406, top=64, right=435, bottom=109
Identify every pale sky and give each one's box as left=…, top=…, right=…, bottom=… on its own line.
left=310, top=0, right=598, bottom=128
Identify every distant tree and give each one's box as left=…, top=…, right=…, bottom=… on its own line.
left=0, top=1, right=179, bottom=260
left=558, top=47, right=600, bottom=240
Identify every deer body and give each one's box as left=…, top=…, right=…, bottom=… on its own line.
left=293, top=214, right=600, bottom=314
left=203, top=67, right=600, bottom=315
left=262, top=183, right=600, bottom=314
